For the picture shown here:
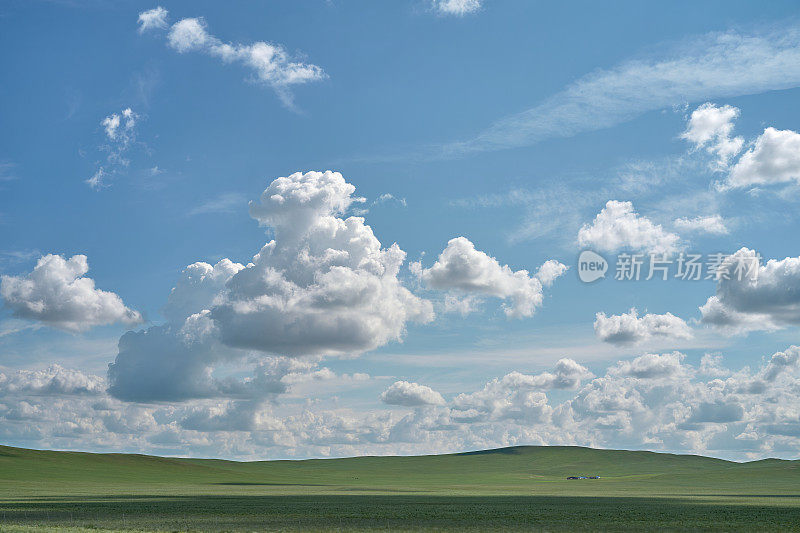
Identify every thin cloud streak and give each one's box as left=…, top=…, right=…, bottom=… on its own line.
left=438, top=25, right=800, bottom=156
left=188, top=193, right=248, bottom=217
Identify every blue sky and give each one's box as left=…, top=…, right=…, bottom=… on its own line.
left=1, top=0, right=800, bottom=460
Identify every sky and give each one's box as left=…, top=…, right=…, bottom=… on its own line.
left=1, top=0, right=800, bottom=461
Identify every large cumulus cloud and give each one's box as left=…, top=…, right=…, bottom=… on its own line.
left=107, top=171, right=433, bottom=402
left=213, top=171, right=433, bottom=356
left=700, top=248, right=800, bottom=333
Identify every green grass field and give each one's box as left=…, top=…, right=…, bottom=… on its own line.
left=1, top=444, right=799, bottom=531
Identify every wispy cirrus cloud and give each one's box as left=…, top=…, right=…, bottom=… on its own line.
left=86, top=107, right=141, bottom=189
left=188, top=193, right=247, bottom=217
left=438, top=26, right=800, bottom=156
left=432, top=0, right=481, bottom=17
left=0, top=162, right=17, bottom=182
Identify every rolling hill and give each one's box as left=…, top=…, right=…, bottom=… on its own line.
left=1, top=443, right=798, bottom=496
left=1, top=444, right=799, bottom=531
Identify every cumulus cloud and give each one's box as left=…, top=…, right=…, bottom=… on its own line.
left=6, top=344, right=800, bottom=460
left=107, top=171, right=432, bottom=402
left=727, top=127, right=800, bottom=189
left=0, top=254, right=141, bottom=332
left=699, top=248, right=800, bottom=333
left=594, top=308, right=693, bottom=345
left=578, top=200, right=680, bottom=255
left=535, top=259, right=569, bottom=287
left=163, top=259, right=244, bottom=325
left=688, top=401, right=744, bottom=423
left=698, top=353, right=730, bottom=378
left=682, top=103, right=743, bottom=169
left=162, top=16, right=326, bottom=107
left=442, top=293, right=482, bottom=316
left=381, top=381, right=446, bottom=407
left=413, top=237, right=565, bottom=318
left=215, top=171, right=432, bottom=356
left=138, top=7, right=168, bottom=33
left=107, top=325, right=224, bottom=402
left=0, top=365, right=104, bottom=396
left=609, top=352, right=688, bottom=379
left=673, top=214, right=729, bottom=235
left=450, top=360, right=591, bottom=423
left=761, top=346, right=800, bottom=382
left=432, top=0, right=481, bottom=16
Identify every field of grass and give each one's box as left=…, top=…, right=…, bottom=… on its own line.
left=1, top=444, right=799, bottom=531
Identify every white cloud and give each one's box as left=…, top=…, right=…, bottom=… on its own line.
left=373, top=193, right=407, bottom=207
left=761, top=346, right=800, bottom=382
left=727, top=127, right=800, bottom=189
left=214, top=171, right=432, bottom=356
left=681, top=103, right=743, bottom=169
left=87, top=108, right=140, bottom=189
left=442, top=293, right=482, bottom=316
left=609, top=352, right=688, bottom=379
left=413, top=237, right=565, bottom=318
left=101, top=108, right=136, bottom=142
left=699, top=248, right=800, bottom=333
left=0, top=254, right=142, bottom=332
left=167, top=18, right=208, bottom=52
left=6, top=344, right=800, bottom=460
left=698, top=353, right=730, bottom=378
left=0, top=365, right=105, bottom=396
left=85, top=168, right=108, bottom=190
left=594, top=308, right=693, bottom=345
left=451, top=359, right=592, bottom=423
left=673, top=214, right=729, bottom=235
left=163, top=259, right=244, bottom=325
left=381, top=381, right=446, bottom=407
left=578, top=200, right=680, bottom=254
left=137, top=7, right=168, bottom=33
left=440, top=26, right=800, bottom=155
left=698, top=295, right=778, bottom=334
left=163, top=16, right=326, bottom=107
left=107, top=171, right=432, bottom=402
left=536, top=259, right=569, bottom=287
left=432, top=0, right=481, bottom=16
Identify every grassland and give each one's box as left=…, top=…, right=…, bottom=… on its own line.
left=1, top=444, right=799, bottom=531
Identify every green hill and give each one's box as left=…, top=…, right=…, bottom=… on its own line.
left=1, top=444, right=799, bottom=531
left=1, top=443, right=798, bottom=496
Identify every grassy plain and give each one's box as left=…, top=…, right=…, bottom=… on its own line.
left=1, top=444, right=798, bottom=531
